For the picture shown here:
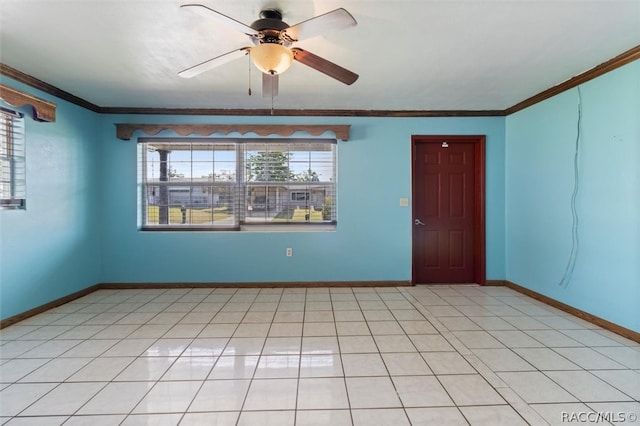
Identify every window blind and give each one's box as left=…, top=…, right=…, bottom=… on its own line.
left=242, top=141, right=336, bottom=225
left=138, top=138, right=337, bottom=230
left=0, top=108, right=26, bottom=209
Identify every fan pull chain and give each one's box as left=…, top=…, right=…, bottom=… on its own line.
left=271, top=75, right=275, bottom=115
left=248, top=55, right=252, bottom=96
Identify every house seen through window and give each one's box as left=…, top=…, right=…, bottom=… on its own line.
left=139, top=138, right=336, bottom=230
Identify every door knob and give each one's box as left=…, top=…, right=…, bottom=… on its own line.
left=414, top=219, right=425, bottom=226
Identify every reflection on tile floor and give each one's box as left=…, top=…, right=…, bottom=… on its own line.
left=1, top=285, right=639, bottom=425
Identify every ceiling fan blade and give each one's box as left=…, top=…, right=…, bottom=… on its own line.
left=291, top=48, right=358, bottom=85
left=181, top=4, right=259, bottom=36
left=283, top=8, right=356, bottom=41
left=262, top=73, right=279, bottom=98
left=178, top=48, right=249, bottom=78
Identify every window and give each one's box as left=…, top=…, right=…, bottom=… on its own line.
left=0, top=107, right=26, bottom=210
left=291, top=191, right=310, bottom=201
left=139, top=138, right=336, bottom=230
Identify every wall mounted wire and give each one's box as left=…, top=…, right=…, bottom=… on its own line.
left=558, top=86, right=582, bottom=288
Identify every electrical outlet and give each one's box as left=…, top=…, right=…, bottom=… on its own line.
left=286, top=248, right=293, bottom=257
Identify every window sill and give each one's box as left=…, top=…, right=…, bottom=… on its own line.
left=140, top=223, right=336, bottom=233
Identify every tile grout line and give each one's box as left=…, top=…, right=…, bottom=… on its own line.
left=178, top=287, right=244, bottom=426
left=292, top=287, right=308, bottom=426
left=233, top=287, right=288, bottom=425
left=400, top=286, right=547, bottom=425
left=124, top=287, right=238, bottom=424
left=399, top=287, right=484, bottom=424
left=329, top=287, right=354, bottom=425
left=9, top=288, right=170, bottom=420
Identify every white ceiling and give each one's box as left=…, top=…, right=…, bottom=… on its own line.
left=1, top=0, right=639, bottom=111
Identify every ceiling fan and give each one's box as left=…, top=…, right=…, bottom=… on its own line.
left=178, top=4, right=359, bottom=97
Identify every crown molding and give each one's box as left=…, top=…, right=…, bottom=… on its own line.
left=2, top=44, right=638, bottom=117
left=102, top=107, right=504, bottom=117
left=0, top=63, right=100, bottom=112
left=504, top=44, right=640, bottom=115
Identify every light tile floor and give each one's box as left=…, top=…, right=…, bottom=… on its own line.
left=1, top=285, right=639, bottom=425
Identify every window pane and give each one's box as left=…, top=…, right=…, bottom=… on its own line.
left=245, top=143, right=292, bottom=182
left=213, top=144, right=236, bottom=182
left=214, top=162, right=236, bottom=182
left=241, top=141, right=335, bottom=223
left=191, top=144, right=216, bottom=182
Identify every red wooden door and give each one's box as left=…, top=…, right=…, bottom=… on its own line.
left=412, top=137, right=485, bottom=284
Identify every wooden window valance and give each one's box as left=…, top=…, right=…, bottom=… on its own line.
left=0, top=84, right=56, bottom=122
left=115, top=123, right=350, bottom=141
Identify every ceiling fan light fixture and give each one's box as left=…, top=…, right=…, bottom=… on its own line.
left=250, top=43, right=293, bottom=75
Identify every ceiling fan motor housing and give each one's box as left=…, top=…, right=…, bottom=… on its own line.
left=250, top=9, right=290, bottom=45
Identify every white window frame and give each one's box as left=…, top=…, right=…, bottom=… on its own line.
left=138, top=137, right=337, bottom=231
left=0, top=107, right=26, bottom=210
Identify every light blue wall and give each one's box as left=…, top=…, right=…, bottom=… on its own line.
left=99, top=115, right=506, bottom=284
left=0, top=79, right=101, bottom=320
left=505, top=60, right=640, bottom=332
